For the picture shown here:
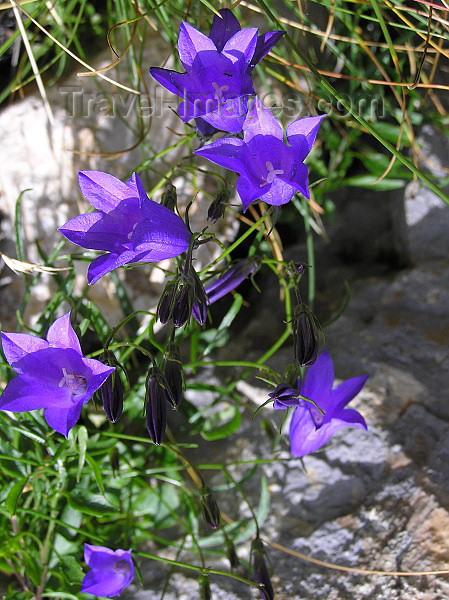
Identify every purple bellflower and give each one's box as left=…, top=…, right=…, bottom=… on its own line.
left=81, top=544, right=134, bottom=598
left=0, top=313, right=114, bottom=437
left=59, top=171, right=191, bottom=285
left=192, top=257, right=260, bottom=323
left=195, top=97, right=326, bottom=210
left=150, top=10, right=283, bottom=134
left=289, top=350, right=368, bottom=458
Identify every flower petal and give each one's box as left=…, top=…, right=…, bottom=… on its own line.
left=286, top=115, right=326, bottom=161
left=1, top=332, right=48, bottom=371
left=209, top=9, right=241, bottom=52
left=195, top=137, right=246, bottom=173
left=44, top=402, right=84, bottom=438
left=243, top=98, right=283, bottom=142
left=0, top=376, right=69, bottom=412
left=339, top=408, right=367, bottom=429
left=299, top=350, right=334, bottom=407
left=149, top=67, right=190, bottom=97
left=222, top=28, right=258, bottom=67
left=290, top=404, right=359, bottom=458
left=86, top=251, right=145, bottom=285
left=287, top=162, right=309, bottom=198
left=178, top=21, right=218, bottom=70
left=259, top=177, right=297, bottom=206
left=46, top=312, right=82, bottom=353
left=78, top=171, right=135, bottom=213
left=332, top=375, right=369, bottom=412
left=251, top=31, right=285, bottom=69
left=236, top=175, right=263, bottom=211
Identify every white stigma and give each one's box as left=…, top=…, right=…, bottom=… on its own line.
left=212, top=81, right=229, bottom=101
left=261, top=161, right=284, bottom=187
left=58, top=368, right=87, bottom=395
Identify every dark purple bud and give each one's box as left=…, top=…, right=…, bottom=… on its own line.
left=208, top=188, right=230, bottom=222
left=191, top=269, right=208, bottom=325
left=157, top=280, right=178, bottom=324
left=201, top=487, right=221, bottom=529
left=160, top=182, right=177, bottom=211
left=268, top=379, right=301, bottom=410
left=199, top=573, right=211, bottom=600
left=145, top=370, right=170, bottom=445
left=251, top=537, right=274, bottom=600
left=163, top=344, right=183, bottom=408
left=294, top=307, right=320, bottom=367
left=96, top=351, right=123, bottom=423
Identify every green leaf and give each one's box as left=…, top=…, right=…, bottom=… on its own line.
left=5, top=476, right=29, bottom=516
left=67, top=488, right=117, bottom=516
left=85, top=453, right=105, bottom=496
left=201, top=404, right=241, bottom=441
left=342, top=175, right=405, bottom=191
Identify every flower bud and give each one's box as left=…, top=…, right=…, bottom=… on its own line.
left=207, top=188, right=230, bottom=221
left=96, top=350, right=123, bottom=423
left=268, top=380, right=301, bottom=410
left=157, top=266, right=208, bottom=328
left=201, top=487, right=221, bottom=529
left=293, top=306, right=320, bottom=367
left=163, top=344, right=183, bottom=408
left=251, top=537, right=274, bottom=600
left=160, top=182, right=177, bottom=211
left=145, top=369, right=170, bottom=445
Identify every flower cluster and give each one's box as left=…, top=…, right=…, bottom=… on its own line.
left=0, top=9, right=372, bottom=600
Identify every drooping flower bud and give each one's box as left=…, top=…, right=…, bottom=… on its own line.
left=145, top=368, right=171, bottom=445
left=207, top=187, right=230, bottom=221
left=251, top=537, right=274, bottom=600
left=201, top=487, right=221, bottom=529
left=293, top=306, right=320, bottom=367
left=163, top=343, right=183, bottom=408
left=157, top=264, right=208, bottom=328
left=96, top=350, right=124, bottom=423
left=160, top=182, right=177, bottom=211
left=267, top=379, right=301, bottom=410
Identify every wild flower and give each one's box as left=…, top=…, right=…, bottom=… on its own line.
left=195, top=97, right=325, bottom=210
left=81, top=544, right=134, bottom=598
left=289, top=350, right=368, bottom=458
left=59, top=171, right=191, bottom=285
left=0, top=313, right=114, bottom=437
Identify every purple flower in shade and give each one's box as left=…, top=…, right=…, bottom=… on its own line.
left=58, top=171, right=191, bottom=285
left=289, top=350, right=368, bottom=458
left=195, top=97, right=326, bottom=211
left=192, top=257, right=260, bottom=323
left=0, top=313, right=114, bottom=437
left=81, top=544, right=134, bottom=598
left=150, top=10, right=283, bottom=134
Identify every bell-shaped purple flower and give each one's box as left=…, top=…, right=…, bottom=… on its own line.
left=289, top=350, right=368, bottom=458
left=0, top=313, right=114, bottom=437
left=150, top=10, right=283, bottom=134
left=59, top=171, right=191, bottom=285
left=81, top=544, right=134, bottom=598
left=195, top=98, right=326, bottom=210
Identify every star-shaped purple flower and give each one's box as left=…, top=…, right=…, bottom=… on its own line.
left=81, top=544, right=134, bottom=598
left=150, top=10, right=283, bottom=134
left=59, top=171, right=191, bottom=285
left=289, top=350, right=368, bottom=458
left=0, top=313, right=114, bottom=437
left=195, top=98, right=325, bottom=210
